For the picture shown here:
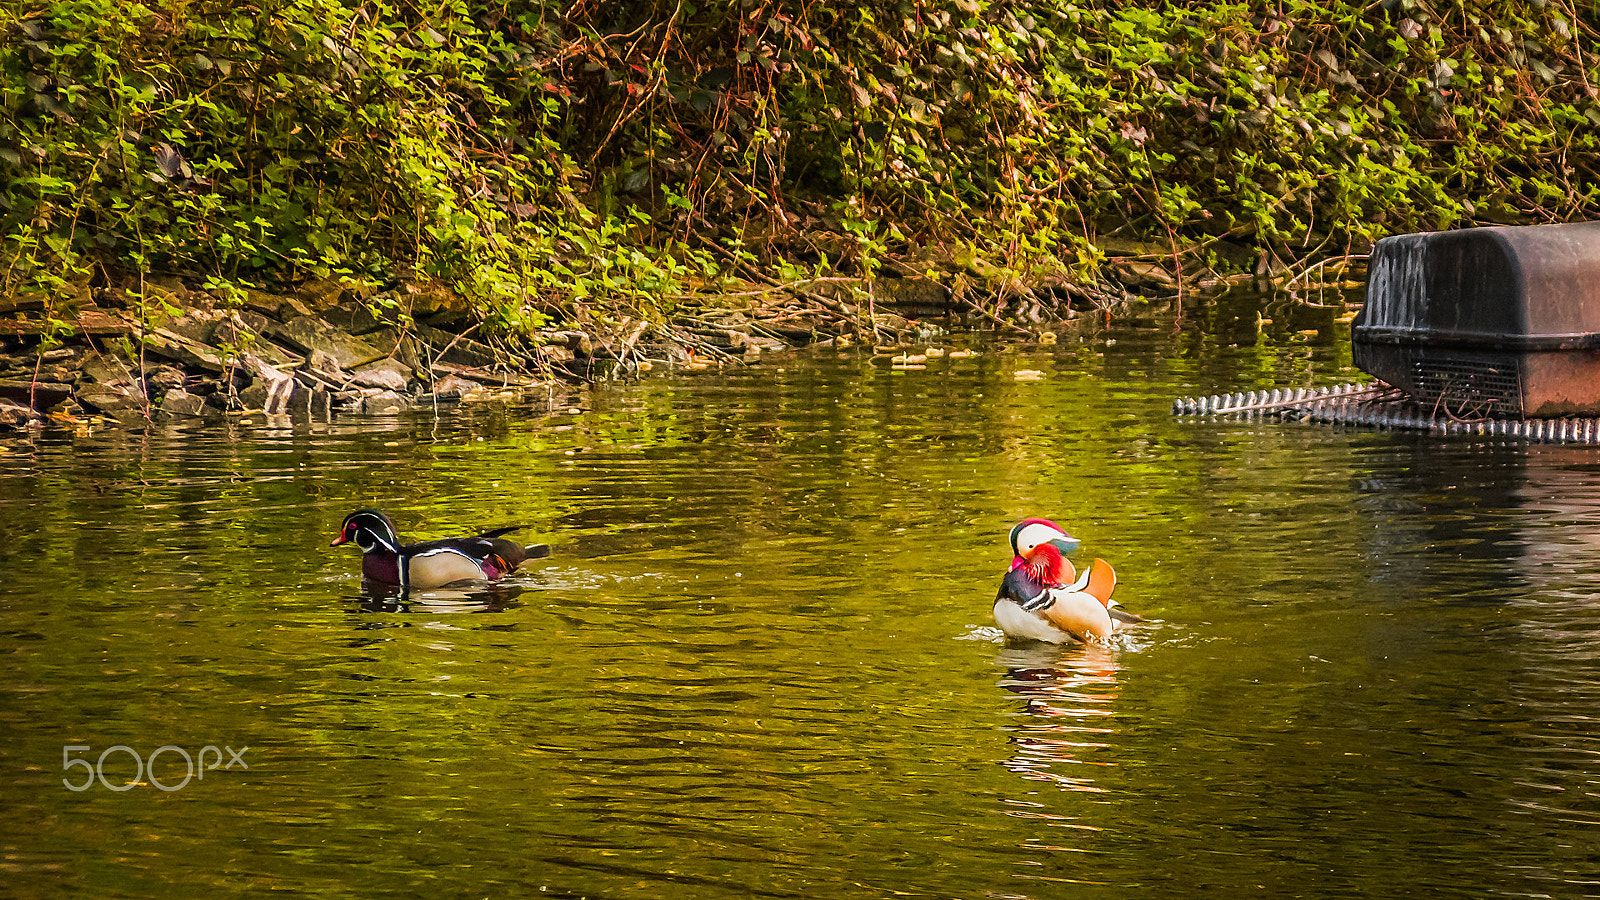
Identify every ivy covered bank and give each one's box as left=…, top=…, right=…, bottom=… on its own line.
left=1, top=0, right=1598, bottom=399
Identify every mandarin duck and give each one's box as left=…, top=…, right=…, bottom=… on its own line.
left=993, top=518, right=1139, bottom=643
left=331, top=508, right=550, bottom=590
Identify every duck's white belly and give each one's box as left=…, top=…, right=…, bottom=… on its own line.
left=993, top=599, right=1073, bottom=643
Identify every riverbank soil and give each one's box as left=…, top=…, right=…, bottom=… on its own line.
left=0, top=243, right=1367, bottom=430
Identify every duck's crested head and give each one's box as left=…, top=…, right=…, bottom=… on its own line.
left=1008, top=517, right=1079, bottom=559
left=331, top=508, right=400, bottom=553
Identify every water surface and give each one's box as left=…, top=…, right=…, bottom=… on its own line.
left=4, top=302, right=1600, bottom=898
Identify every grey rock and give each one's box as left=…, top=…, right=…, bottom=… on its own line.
left=77, top=382, right=146, bottom=416
left=211, top=313, right=299, bottom=368
left=189, top=377, right=224, bottom=396
left=0, top=295, right=45, bottom=314
left=0, top=398, right=41, bottom=428
left=232, top=309, right=273, bottom=334
left=146, top=276, right=191, bottom=303
left=296, top=278, right=347, bottom=312
left=144, top=365, right=186, bottom=393
left=160, top=388, right=207, bottom=418
left=239, top=376, right=296, bottom=415
left=427, top=375, right=482, bottom=399
left=143, top=324, right=228, bottom=372
left=264, top=315, right=385, bottom=370
left=300, top=348, right=346, bottom=386
left=413, top=323, right=499, bottom=369
left=352, top=358, right=412, bottom=390
left=242, top=289, right=288, bottom=317
left=35, top=363, right=78, bottom=383
left=142, top=279, right=194, bottom=309
left=240, top=353, right=287, bottom=381
left=238, top=379, right=270, bottom=412
left=277, top=297, right=315, bottom=320
left=239, top=354, right=296, bottom=415
left=365, top=327, right=425, bottom=372
left=359, top=390, right=408, bottom=414
left=80, top=352, right=138, bottom=386
left=321, top=299, right=389, bottom=336
left=0, top=379, right=72, bottom=409
left=163, top=309, right=224, bottom=345
left=287, top=385, right=330, bottom=419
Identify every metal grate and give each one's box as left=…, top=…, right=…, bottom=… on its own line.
left=1170, top=382, right=1600, bottom=444
left=1410, top=354, right=1521, bottom=417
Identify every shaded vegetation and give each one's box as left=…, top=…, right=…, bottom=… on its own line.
left=4, top=0, right=1599, bottom=337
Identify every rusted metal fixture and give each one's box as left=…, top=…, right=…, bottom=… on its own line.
left=1170, top=382, right=1600, bottom=443
left=1353, top=222, right=1600, bottom=418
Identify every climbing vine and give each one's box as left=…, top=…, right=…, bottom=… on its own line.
left=2, top=0, right=1597, bottom=331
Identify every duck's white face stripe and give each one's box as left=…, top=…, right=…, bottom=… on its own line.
left=356, top=531, right=389, bottom=554
left=354, top=521, right=398, bottom=554
left=1014, top=522, right=1068, bottom=556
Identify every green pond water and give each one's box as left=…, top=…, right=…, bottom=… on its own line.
left=5, top=296, right=1600, bottom=898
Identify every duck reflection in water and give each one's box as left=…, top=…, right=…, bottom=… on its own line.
left=356, top=579, right=525, bottom=614
left=996, top=642, right=1123, bottom=793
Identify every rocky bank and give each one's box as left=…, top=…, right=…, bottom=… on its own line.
left=0, top=269, right=1012, bottom=430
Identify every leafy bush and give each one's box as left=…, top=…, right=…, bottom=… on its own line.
left=3, top=0, right=1597, bottom=331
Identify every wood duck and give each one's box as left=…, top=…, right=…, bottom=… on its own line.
left=331, top=508, right=551, bottom=590
left=993, top=518, right=1140, bottom=643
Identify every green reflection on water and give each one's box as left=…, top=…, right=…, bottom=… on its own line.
left=5, top=306, right=1600, bottom=899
